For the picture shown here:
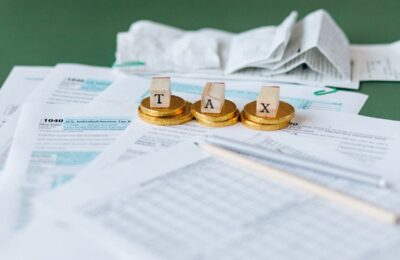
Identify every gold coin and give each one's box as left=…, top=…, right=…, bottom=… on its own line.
left=140, top=95, right=186, bottom=117
left=243, top=101, right=294, bottom=125
left=191, top=99, right=238, bottom=122
left=138, top=102, right=193, bottom=126
left=195, top=112, right=239, bottom=128
left=240, top=111, right=290, bottom=131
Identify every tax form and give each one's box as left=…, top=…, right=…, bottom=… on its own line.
left=0, top=66, right=51, bottom=173
left=0, top=66, right=51, bottom=128
left=0, top=64, right=116, bottom=174
left=0, top=103, right=132, bottom=241
left=2, top=128, right=376, bottom=260
left=27, top=64, right=115, bottom=104
left=37, top=142, right=400, bottom=260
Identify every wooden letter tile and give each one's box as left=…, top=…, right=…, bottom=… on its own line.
left=201, top=82, right=225, bottom=113
left=150, top=77, right=171, bottom=108
left=256, top=86, right=280, bottom=117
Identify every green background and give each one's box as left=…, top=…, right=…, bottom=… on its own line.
left=1, top=0, right=399, bottom=119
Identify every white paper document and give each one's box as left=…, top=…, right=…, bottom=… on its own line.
left=220, top=111, right=400, bottom=181
left=0, top=114, right=21, bottom=173
left=0, top=209, right=118, bottom=260
left=352, top=41, right=400, bottom=81
left=0, top=66, right=51, bottom=173
left=0, top=103, right=133, bottom=240
left=0, top=66, right=51, bottom=128
left=27, top=64, right=115, bottom=104
left=0, top=132, right=376, bottom=260
left=0, top=64, right=117, bottom=175
left=37, top=141, right=400, bottom=260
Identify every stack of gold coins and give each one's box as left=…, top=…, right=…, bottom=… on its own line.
left=138, top=95, right=193, bottom=126
left=241, top=101, right=295, bottom=130
left=191, top=100, right=239, bottom=127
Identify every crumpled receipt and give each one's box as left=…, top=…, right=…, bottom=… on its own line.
left=115, top=11, right=298, bottom=74
left=115, top=21, right=221, bottom=73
